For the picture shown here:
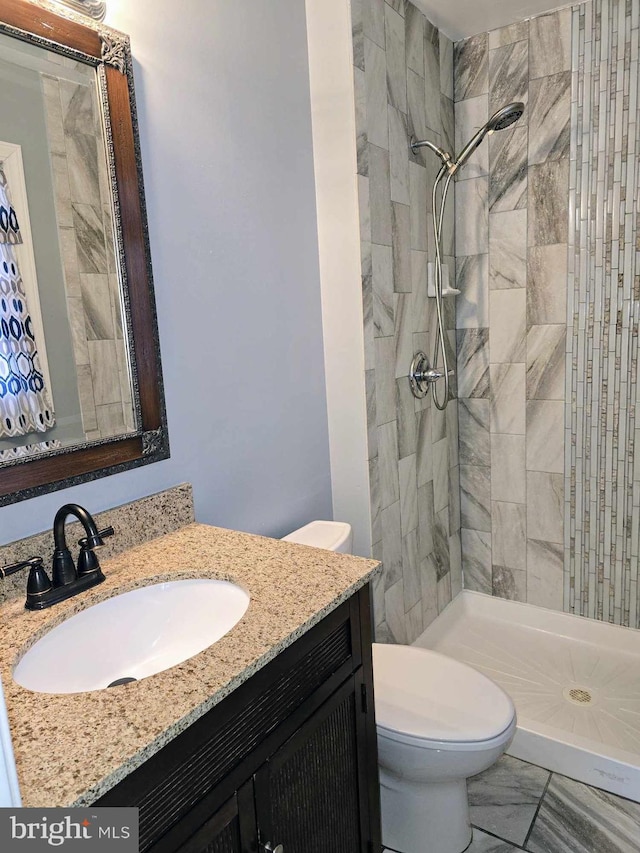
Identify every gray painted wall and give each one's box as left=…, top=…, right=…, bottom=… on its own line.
left=0, top=0, right=332, bottom=543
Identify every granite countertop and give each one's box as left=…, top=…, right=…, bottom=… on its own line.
left=0, top=522, right=380, bottom=808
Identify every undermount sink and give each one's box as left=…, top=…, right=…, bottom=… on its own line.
left=13, top=578, right=250, bottom=694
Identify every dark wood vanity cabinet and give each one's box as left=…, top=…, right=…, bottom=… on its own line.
left=181, top=788, right=254, bottom=853
left=96, top=585, right=382, bottom=853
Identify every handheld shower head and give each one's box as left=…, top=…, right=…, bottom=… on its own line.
left=407, top=101, right=524, bottom=412
left=451, top=101, right=524, bottom=174
left=487, top=101, right=525, bottom=132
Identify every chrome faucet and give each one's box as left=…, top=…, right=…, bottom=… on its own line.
left=1, top=504, right=114, bottom=610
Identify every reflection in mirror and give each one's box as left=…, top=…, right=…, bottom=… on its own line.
left=0, top=31, right=136, bottom=465
left=0, top=0, right=168, bottom=506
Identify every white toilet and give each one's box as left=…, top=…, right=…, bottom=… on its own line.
left=373, top=643, right=515, bottom=853
left=283, top=521, right=517, bottom=853
left=281, top=519, right=353, bottom=553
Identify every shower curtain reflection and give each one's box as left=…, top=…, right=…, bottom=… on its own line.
left=0, top=172, right=55, bottom=440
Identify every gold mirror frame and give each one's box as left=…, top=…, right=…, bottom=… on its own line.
left=0, top=0, right=169, bottom=506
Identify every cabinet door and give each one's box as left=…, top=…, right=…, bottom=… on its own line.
left=179, top=782, right=258, bottom=853
left=253, top=674, right=370, bottom=853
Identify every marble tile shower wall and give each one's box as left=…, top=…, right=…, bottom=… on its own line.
left=454, top=11, right=572, bottom=607
left=351, top=0, right=461, bottom=643
left=42, top=67, right=133, bottom=442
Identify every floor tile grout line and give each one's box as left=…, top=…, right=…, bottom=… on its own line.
left=522, top=769, right=554, bottom=850
left=470, top=823, right=528, bottom=850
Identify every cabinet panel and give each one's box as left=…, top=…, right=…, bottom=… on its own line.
left=180, top=782, right=257, bottom=853
left=199, top=820, right=238, bottom=853
left=182, top=795, right=241, bottom=853
left=254, top=677, right=365, bottom=853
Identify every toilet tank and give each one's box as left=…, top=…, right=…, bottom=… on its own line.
left=282, top=521, right=353, bottom=554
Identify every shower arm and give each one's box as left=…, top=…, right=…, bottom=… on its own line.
left=410, top=137, right=455, bottom=173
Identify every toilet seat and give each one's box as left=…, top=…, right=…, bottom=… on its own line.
left=373, top=643, right=515, bottom=748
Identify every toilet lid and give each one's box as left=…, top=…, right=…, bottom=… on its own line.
left=372, top=643, right=515, bottom=744
left=282, top=521, right=350, bottom=551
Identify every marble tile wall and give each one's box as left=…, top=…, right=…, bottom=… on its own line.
left=566, top=0, right=640, bottom=628
left=454, top=10, right=571, bottom=609
left=351, top=0, right=461, bottom=643
left=42, top=67, right=134, bottom=442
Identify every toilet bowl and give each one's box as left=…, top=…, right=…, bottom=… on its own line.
left=374, top=642, right=516, bottom=853
left=283, top=521, right=516, bottom=853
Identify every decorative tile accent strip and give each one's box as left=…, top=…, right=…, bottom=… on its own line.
left=566, top=0, right=640, bottom=627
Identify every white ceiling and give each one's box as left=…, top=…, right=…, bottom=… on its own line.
left=412, top=0, right=573, bottom=41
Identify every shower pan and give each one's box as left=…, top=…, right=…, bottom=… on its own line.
left=408, top=102, right=525, bottom=410
left=417, top=591, right=640, bottom=803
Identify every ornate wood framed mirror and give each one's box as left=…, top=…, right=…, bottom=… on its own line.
left=0, top=0, right=169, bottom=506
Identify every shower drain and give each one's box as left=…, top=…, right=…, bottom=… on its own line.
left=563, top=686, right=594, bottom=705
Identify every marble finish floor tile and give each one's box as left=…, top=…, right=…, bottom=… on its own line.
left=468, top=829, right=522, bottom=852
left=527, top=774, right=640, bottom=853
left=469, top=755, right=550, bottom=846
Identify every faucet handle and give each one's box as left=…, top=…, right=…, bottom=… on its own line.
left=78, top=526, right=114, bottom=549
left=26, top=559, right=53, bottom=606
left=0, top=556, right=44, bottom=580
left=77, top=527, right=113, bottom=577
